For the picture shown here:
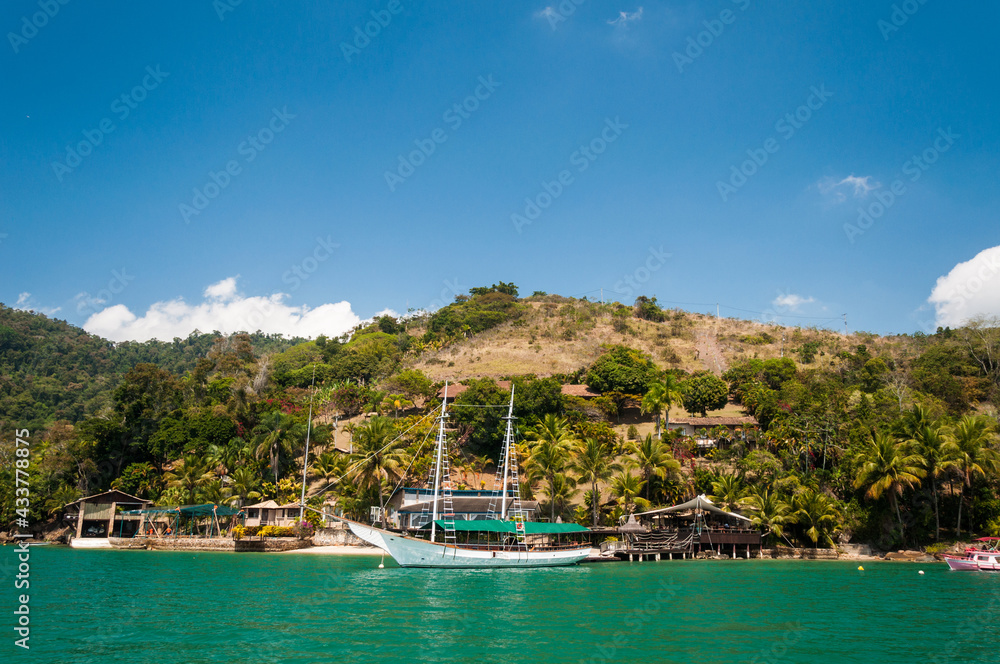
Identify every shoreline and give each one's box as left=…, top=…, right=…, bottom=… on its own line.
left=279, top=545, right=384, bottom=556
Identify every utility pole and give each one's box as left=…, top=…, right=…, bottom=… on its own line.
left=299, top=364, right=317, bottom=523
left=843, top=313, right=848, bottom=336
left=601, top=288, right=604, bottom=305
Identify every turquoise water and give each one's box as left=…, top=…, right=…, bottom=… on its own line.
left=6, top=546, right=1000, bottom=663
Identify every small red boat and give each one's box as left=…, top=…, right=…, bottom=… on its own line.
left=943, top=537, right=1000, bottom=571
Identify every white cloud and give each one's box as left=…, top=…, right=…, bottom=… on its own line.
left=608, top=7, right=644, bottom=25
left=204, top=276, right=239, bottom=301
left=13, top=292, right=61, bottom=316
left=927, top=246, right=1000, bottom=327
left=817, top=174, right=879, bottom=203
left=772, top=293, right=815, bottom=311
left=83, top=276, right=361, bottom=342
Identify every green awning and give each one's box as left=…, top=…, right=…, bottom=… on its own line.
left=121, top=504, right=244, bottom=517
left=421, top=520, right=589, bottom=534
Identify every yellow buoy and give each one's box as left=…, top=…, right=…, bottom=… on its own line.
left=857, top=565, right=864, bottom=571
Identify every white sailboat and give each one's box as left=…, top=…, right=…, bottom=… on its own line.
left=342, top=384, right=592, bottom=568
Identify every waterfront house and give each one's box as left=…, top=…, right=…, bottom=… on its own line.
left=243, top=500, right=302, bottom=527
left=63, top=490, right=150, bottom=547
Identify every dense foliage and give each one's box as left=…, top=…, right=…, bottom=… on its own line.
left=3, top=292, right=1000, bottom=552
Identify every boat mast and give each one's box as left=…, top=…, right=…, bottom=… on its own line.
left=430, top=382, right=449, bottom=543
left=500, top=385, right=515, bottom=520
left=298, top=364, right=317, bottom=523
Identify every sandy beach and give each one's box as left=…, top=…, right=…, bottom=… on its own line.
left=280, top=545, right=383, bottom=556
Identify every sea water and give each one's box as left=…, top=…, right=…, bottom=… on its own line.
left=8, top=546, right=1000, bottom=663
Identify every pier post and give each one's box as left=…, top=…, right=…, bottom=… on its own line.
left=655, top=553, right=660, bottom=561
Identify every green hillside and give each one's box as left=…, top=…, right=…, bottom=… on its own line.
left=2, top=286, right=999, bottom=552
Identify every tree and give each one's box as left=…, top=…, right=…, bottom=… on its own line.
left=739, top=487, right=791, bottom=543
left=641, top=374, right=683, bottom=438
left=571, top=437, right=622, bottom=527
left=349, top=416, right=406, bottom=528
left=163, top=456, right=215, bottom=505
left=682, top=372, right=729, bottom=417
left=111, top=363, right=182, bottom=474
left=253, top=412, right=303, bottom=484
left=709, top=473, right=744, bottom=512
left=228, top=466, right=262, bottom=506
left=907, top=421, right=954, bottom=540
left=853, top=429, right=926, bottom=533
left=610, top=471, right=647, bottom=515
left=946, top=415, right=1000, bottom=537
left=625, top=434, right=681, bottom=503
left=586, top=345, right=656, bottom=395
left=524, top=415, right=576, bottom=522
left=790, top=488, right=841, bottom=547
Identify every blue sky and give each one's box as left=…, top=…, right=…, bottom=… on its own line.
left=2, top=1, right=999, bottom=341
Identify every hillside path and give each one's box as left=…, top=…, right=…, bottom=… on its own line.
left=695, top=329, right=728, bottom=376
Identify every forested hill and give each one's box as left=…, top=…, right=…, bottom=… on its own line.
left=4, top=286, right=1000, bottom=550
left=0, top=304, right=303, bottom=430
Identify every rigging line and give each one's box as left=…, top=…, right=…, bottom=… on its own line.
left=384, top=420, right=436, bottom=509
left=719, top=305, right=842, bottom=321
left=313, top=408, right=438, bottom=497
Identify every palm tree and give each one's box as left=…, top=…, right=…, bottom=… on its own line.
left=641, top=375, right=684, bottom=439
left=709, top=473, right=744, bottom=512
left=198, top=479, right=232, bottom=505
left=227, top=466, right=262, bottom=506
left=907, top=421, right=955, bottom=540
left=349, top=416, right=406, bottom=527
left=610, top=471, right=647, bottom=515
left=571, top=436, right=623, bottom=527
left=946, top=415, right=1000, bottom=538
left=253, top=411, right=303, bottom=484
left=312, top=450, right=350, bottom=486
left=544, top=473, right=578, bottom=520
left=853, top=429, right=926, bottom=533
left=525, top=415, right=576, bottom=522
left=525, top=414, right=575, bottom=448
left=739, top=487, right=791, bottom=544
left=625, top=434, right=682, bottom=502
left=790, top=488, right=841, bottom=548
left=163, top=455, right=216, bottom=505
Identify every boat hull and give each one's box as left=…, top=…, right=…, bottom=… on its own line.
left=347, top=522, right=591, bottom=568
left=943, top=553, right=1000, bottom=571
left=944, top=555, right=979, bottom=571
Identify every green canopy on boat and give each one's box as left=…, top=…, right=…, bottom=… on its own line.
left=421, top=520, right=589, bottom=534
